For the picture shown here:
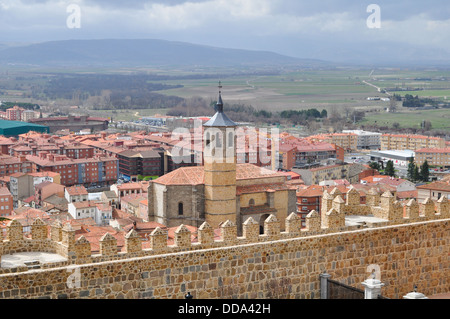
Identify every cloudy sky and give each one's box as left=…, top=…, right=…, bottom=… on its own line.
left=0, top=0, right=449, bottom=64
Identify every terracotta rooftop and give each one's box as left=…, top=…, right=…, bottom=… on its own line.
left=66, top=185, right=88, bottom=196
left=154, top=164, right=286, bottom=186
left=236, top=183, right=295, bottom=196
left=70, top=200, right=100, bottom=209
left=0, top=186, right=12, bottom=196
left=417, top=181, right=450, bottom=192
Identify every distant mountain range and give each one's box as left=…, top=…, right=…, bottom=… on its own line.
left=0, top=39, right=331, bottom=69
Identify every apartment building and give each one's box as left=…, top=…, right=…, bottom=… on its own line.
left=307, top=133, right=358, bottom=152
left=415, top=148, right=450, bottom=168
left=294, top=163, right=369, bottom=185
left=6, top=106, right=24, bottom=121
left=342, top=130, right=382, bottom=150
left=381, top=134, right=445, bottom=151
left=0, top=186, right=13, bottom=217
left=278, top=138, right=343, bottom=170
left=9, top=171, right=60, bottom=205
left=0, top=155, right=32, bottom=177
left=26, top=152, right=118, bottom=187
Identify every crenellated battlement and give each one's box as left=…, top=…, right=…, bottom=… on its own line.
left=0, top=187, right=448, bottom=275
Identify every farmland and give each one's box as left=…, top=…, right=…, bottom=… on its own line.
left=0, top=66, right=450, bottom=130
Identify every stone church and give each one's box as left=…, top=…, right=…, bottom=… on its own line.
left=147, top=88, right=297, bottom=234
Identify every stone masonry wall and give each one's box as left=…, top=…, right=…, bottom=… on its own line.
left=0, top=188, right=448, bottom=299
left=0, top=218, right=447, bottom=299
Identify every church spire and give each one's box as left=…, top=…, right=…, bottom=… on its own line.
left=203, top=81, right=237, bottom=127
left=217, top=81, right=223, bottom=112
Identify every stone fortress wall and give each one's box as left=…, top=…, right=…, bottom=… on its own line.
left=0, top=186, right=448, bottom=299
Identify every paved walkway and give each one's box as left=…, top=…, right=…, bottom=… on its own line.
left=1, top=251, right=67, bottom=268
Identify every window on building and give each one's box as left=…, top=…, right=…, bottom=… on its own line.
left=249, top=199, right=255, bottom=207
left=178, top=202, right=184, bottom=216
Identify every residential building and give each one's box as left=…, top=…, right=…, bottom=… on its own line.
left=26, top=152, right=118, bottom=187
left=381, top=134, right=445, bottom=151
left=293, top=163, right=370, bottom=185
left=307, top=133, right=358, bottom=152
left=110, top=181, right=149, bottom=206
left=65, top=185, right=88, bottom=203
left=0, top=155, right=32, bottom=177
left=342, top=130, right=382, bottom=150
left=34, top=181, right=65, bottom=208
left=0, top=186, right=13, bottom=217
left=120, top=193, right=147, bottom=218
left=415, top=148, right=450, bottom=168
left=9, top=171, right=60, bottom=205
left=101, top=191, right=119, bottom=209
left=360, top=175, right=416, bottom=193
left=278, top=138, right=343, bottom=170
left=117, top=149, right=162, bottom=180
left=68, top=200, right=113, bottom=226
left=416, top=181, right=450, bottom=202
left=6, top=106, right=24, bottom=121
left=21, top=110, right=37, bottom=122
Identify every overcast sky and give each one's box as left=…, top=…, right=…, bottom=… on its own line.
left=0, top=0, right=449, bottom=64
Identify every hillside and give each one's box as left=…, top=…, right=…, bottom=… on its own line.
left=0, top=39, right=330, bottom=69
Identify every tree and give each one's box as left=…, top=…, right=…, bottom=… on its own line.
left=320, top=109, right=328, bottom=118
left=369, top=162, right=381, bottom=171
left=420, top=160, right=430, bottom=182
left=385, top=160, right=395, bottom=177
left=392, top=122, right=401, bottom=130
left=413, top=165, right=420, bottom=182
left=389, top=98, right=398, bottom=113
left=423, top=120, right=432, bottom=131
left=407, top=158, right=416, bottom=181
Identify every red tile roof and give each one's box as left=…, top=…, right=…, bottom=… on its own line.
left=417, top=181, right=450, bottom=192
left=154, top=164, right=286, bottom=186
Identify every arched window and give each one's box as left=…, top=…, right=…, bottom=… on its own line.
left=216, top=132, right=222, bottom=147
left=178, top=202, right=184, bottom=216
left=228, top=132, right=233, bottom=148
left=206, top=132, right=210, bottom=146
left=249, top=199, right=255, bottom=207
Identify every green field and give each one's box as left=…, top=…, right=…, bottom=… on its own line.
left=157, top=69, right=388, bottom=112
left=361, top=108, right=450, bottom=130
left=2, top=66, right=450, bottom=130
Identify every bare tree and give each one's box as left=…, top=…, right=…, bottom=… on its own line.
left=389, top=98, right=397, bottom=113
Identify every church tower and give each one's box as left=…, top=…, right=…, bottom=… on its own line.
left=203, top=83, right=238, bottom=229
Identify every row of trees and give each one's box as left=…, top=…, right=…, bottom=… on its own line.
left=369, top=159, right=429, bottom=182
left=166, top=96, right=329, bottom=125
left=407, top=158, right=430, bottom=183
